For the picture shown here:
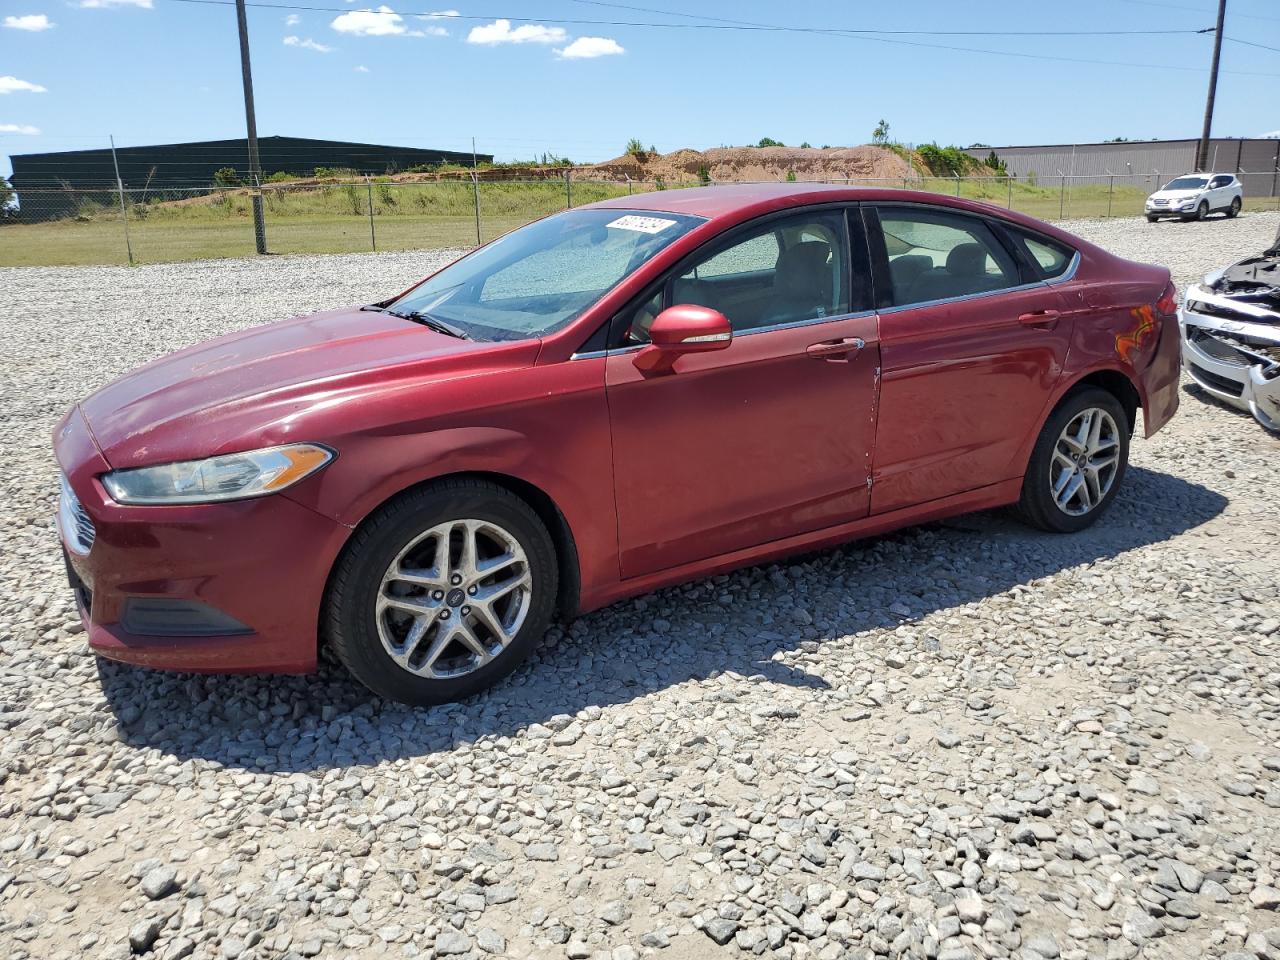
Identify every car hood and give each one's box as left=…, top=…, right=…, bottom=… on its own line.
left=79, top=306, right=541, bottom=469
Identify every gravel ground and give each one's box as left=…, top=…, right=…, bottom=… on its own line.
left=2, top=213, right=1279, bottom=960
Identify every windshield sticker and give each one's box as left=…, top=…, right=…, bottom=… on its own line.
left=607, top=215, right=678, bottom=234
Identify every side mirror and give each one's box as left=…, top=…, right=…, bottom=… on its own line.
left=633, top=304, right=732, bottom=374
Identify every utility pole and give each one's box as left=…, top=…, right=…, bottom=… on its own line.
left=1196, top=0, right=1226, bottom=173
left=235, top=0, right=267, bottom=254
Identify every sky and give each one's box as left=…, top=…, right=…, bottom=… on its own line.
left=2, top=0, right=1279, bottom=178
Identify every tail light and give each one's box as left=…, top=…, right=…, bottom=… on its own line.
left=1156, top=281, right=1178, bottom=317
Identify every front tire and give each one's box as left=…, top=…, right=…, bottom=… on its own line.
left=1227, top=197, right=1241, bottom=218
left=1016, top=388, right=1130, bottom=533
left=325, top=479, right=558, bottom=706
left=1146, top=214, right=1159, bottom=223
left=1196, top=201, right=1209, bottom=221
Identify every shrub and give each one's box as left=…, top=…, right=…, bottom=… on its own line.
left=786, top=170, right=797, bottom=182
left=264, top=171, right=296, bottom=183
left=211, top=167, right=241, bottom=188
left=916, top=143, right=976, bottom=178
left=341, top=184, right=362, bottom=216
left=985, top=150, right=1008, bottom=175
left=757, top=137, right=784, bottom=148
left=654, top=176, right=666, bottom=191
left=800, top=141, right=812, bottom=149
left=377, top=182, right=396, bottom=207
left=697, top=165, right=711, bottom=185
left=625, top=138, right=645, bottom=159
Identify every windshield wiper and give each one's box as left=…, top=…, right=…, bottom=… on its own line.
left=386, top=308, right=471, bottom=340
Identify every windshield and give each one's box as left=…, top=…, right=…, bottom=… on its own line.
left=387, top=208, right=704, bottom=341
left=1164, top=177, right=1208, bottom=191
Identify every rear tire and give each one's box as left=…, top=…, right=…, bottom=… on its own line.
left=1016, top=387, right=1130, bottom=534
left=1227, top=197, right=1241, bottom=218
left=324, top=478, right=558, bottom=706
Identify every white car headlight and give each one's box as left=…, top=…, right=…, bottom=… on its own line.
left=102, top=443, right=334, bottom=505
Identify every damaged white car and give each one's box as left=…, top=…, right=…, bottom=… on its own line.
left=1180, top=238, right=1280, bottom=431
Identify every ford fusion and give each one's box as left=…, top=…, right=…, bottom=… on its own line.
left=55, top=184, right=1181, bottom=706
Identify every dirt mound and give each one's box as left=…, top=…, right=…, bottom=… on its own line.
left=586, top=145, right=915, bottom=184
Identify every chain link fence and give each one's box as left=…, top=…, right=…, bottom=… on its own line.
left=4, top=172, right=1279, bottom=268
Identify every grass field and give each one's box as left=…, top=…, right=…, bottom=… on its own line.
left=3, top=178, right=1277, bottom=267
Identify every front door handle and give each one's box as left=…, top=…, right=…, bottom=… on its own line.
left=806, top=337, right=865, bottom=360
left=1018, top=309, right=1061, bottom=328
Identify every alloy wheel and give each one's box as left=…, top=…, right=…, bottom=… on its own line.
left=1049, top=407, right=1121, bottom=517
left=375, top=519, right=532, bottom=679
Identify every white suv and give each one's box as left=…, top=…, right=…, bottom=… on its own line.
left=1146, top=173, right=1243, bottom=222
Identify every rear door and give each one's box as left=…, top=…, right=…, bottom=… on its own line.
left=865, top=204, right=1076, bottom=514
left=604, top=206, right=880, bottom=579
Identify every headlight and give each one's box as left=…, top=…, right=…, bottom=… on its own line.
left=102, top=443, right=333, bottom=505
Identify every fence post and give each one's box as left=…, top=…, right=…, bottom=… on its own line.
left=626, top=174, right=632, bottom=196
left=954, top=173, right=961, bottom=197
left=365, top=177, right=376, bottom=252
left=1058, top=173, right=1066, bottom=219
left=565, top=168, right=572, bottom=209
left=1006, top=174, right=1013, bottom=210
left=1108, top=175, right=1114, bottom=218
left=109, top=134, right=135, bottom=266
left=471, top=171, right=482, bottom=246
left=903, top=177, right=908, bottom=191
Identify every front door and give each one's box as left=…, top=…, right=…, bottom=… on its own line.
left=605, top=207, right=880, bottom=579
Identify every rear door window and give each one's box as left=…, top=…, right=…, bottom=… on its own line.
left=873, top=207, right=1021, bottom=307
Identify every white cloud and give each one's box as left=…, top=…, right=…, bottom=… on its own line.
left=284, top=13, right=300, bottom=25
left=556, top=36, right=624, bottom=59
left=4, top=14, right=55, bottom=31
left=284, top=35, right=333, bottom=52
left=1258, top=129, right=1280, bottom=139
left=354, top=64, right=370, bottom=72
left=0, top=123, right=41, bottom=134
left=331, top=5, right=407, bottom=36
left=420, top=9, right=459, bottom=18
left=467, top=18, right=566, bottom=45
left=0, top=76, right=47, bottom=94
left=418, top=24, right=448, bottom=36
left=79, top=0, right=152, bottom=8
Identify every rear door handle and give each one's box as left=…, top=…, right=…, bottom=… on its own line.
left=806, top=337, right=865, bottom=360
left=1018, top=309, right=1061, bottom=328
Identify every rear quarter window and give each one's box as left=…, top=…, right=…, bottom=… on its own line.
left=1008, top=229, right=1076, bottom=280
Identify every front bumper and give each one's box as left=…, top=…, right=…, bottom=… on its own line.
left=1146, top=202, right=1198, bottom=216
left=1179, top=294, right=1280, bottom=432
left=53, top=406, right=351, bottom=673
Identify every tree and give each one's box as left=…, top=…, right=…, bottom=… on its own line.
left=757, top=137, right=784, bottom=148
left=0, top=176, right=15, bottom=219
left=800, top=141, right=812, bottom=149
left=872, top=119, right=890, bottom=145
left=625, top=138, right=645, bottom=158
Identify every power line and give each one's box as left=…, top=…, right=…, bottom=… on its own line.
left=1115, top=0, right=1280, bottom=22
left=151, top=0, right=1280, bottom=77
left=1225, top=36, right=1280, bottom=53
left=155, top=0, right=1205, bottom=36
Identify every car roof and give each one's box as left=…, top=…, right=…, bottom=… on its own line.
left=582, top=182, right=1038, bottom=223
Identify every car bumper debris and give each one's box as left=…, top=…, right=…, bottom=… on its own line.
left=1179, top=244, right=1280, bottom=431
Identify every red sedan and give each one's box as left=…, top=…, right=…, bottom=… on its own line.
left=54, top=185, right=1181, bottom=705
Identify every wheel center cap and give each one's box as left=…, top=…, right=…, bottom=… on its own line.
left=445, top=588, right=466, bottom=607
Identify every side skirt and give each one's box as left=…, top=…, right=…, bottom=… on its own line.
left=579, top=477, right=1023, bottom=613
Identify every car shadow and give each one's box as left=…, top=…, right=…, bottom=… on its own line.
left=96, top=465, right=1227, bottom=771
